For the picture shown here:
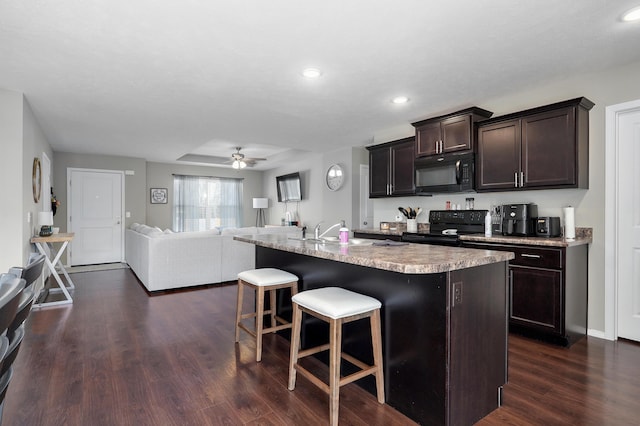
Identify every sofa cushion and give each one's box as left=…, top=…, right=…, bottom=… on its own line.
left=221, top=227, right=259, bottom=236
left=139, top=226, right=162, bottom=236
left=257, top=226, right=301, bottom=236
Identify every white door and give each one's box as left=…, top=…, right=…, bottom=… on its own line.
left=359, top=165, right=373, bottom=229
left=617, top=107, right=640, bottom=341
left=68, top=169, right=124, bottom=266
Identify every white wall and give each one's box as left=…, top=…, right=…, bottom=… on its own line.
left=262, top=152, right=324, bottom=228
left=23, top=97, right=54, bottom=250
left=0, top=89, right=24, bottom=271
left=53, top=152, right=147, bottom=231
left=145, top=161, right=265, bottom=229
left=261, top=147, right=367, bottom=236
left=371, top=59, right=640, bottom=334
left=0, top=89, right=52, bottom=272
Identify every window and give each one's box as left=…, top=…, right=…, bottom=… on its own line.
left=172, top=175, right=243, bottom=232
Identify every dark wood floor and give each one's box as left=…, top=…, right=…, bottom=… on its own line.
left=4, top=269, right=640, bottom=425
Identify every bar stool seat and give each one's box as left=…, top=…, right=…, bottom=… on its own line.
left=288, top=287, right=385, bottom=426
left=235, top=268, right=298, bottom=362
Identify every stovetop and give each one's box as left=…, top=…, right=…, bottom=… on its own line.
left=428, top=210, right=488, bottom=226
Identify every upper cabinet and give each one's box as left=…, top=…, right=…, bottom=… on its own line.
left=412, top=107, right=493, bottom=158
left=476, top=97, right=594, bottom=192
left=367, top=137, right=415, bottom=198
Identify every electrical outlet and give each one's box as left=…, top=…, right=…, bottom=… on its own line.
left=453, top=282, right=463, bottom=306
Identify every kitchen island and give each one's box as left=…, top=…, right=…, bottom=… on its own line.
left=235, top=234, right=514, bottom=425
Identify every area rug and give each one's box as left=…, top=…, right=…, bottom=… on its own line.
left=66, top=262, right=130, bottom=274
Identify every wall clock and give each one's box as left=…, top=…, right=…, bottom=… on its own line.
left=32, top=157, right=41, bottom=203
left=326, top=164, right=345, bottom=191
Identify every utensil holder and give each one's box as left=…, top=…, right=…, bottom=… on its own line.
left=407, top=219, right=417, bottom=233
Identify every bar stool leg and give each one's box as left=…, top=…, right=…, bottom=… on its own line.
left=288, top=302, right=302, bottom=390
left=269, top=288, right=277, bottom=329
left=371, top=309, right=385, bottom=403
left=255, top=286, right=265, bottom=362
left=329, top=318, right=342, bottom=426
left=234, top=280, right=244, bottom=343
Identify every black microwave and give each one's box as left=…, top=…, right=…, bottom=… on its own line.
left=414, top=152, right=475, bottom=194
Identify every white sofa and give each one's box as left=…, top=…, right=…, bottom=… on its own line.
left=125, top=224, right=301, bottom=292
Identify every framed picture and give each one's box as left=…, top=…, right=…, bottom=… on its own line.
left=150, top=188, right=168, bottom=204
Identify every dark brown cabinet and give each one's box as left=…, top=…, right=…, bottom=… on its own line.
left=353, top=231, right=402, bottom=242
left=412, top=107, right=492, bottom=158
left=476, top=97, right=594, bottom=191
left=461, top=240, right=588, bottom=346
left=367, top=137, right=415, bottom=197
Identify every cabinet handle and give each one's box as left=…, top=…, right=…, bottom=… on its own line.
left=439, top=140, right=444, bottom=153
left=521, top=253, right=542, bottom=259
left=520, top=171, right=524, bottom=187
left=514, top=173, right=518, bottom=188
left=435, top=140, right=439, bottom=154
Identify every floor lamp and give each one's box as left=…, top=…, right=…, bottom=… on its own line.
left=253, top=198, right=268, bottom=227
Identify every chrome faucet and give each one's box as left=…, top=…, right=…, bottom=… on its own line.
left=315, top=220, right=345, bottom=240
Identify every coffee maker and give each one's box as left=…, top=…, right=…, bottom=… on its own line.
left=502, top=203, right=538, bottom=236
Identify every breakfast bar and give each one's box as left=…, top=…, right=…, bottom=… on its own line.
left=234, top=234, right=514, bottom=425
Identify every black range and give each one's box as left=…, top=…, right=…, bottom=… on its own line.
left=401, top=209, right=488, bottom=246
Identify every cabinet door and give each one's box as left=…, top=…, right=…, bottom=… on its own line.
left=390, top=140, right=415, bottom=195
left=522, top=107, right=577, bottom=188
left=510, top=266, right=562, bottom=334
left=415, top=121, right=441, bottom=157
left=441, top=114, right=472, bottom=153
left=369, top=147, right=391, bottom=197
left=476, top=119, right=521, bottom=191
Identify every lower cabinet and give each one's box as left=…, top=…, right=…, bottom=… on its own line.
left=510, top=265, right=562, bottom=333
left=462, top=241, right=588, bottom=346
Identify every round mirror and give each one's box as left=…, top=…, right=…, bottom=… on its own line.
left=32, top=157, right=42, bottom=203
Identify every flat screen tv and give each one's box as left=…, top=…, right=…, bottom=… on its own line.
left=276, top=172, right=302, bottom=202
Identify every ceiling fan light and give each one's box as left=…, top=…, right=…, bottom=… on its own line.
left=232, top=160, right=240, bottom=169
left=239, top=160, right=247, bottom=168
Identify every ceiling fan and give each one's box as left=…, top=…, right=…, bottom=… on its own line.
left=229, top=147, right=266, bottom=169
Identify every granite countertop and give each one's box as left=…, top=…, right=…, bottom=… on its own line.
left=354, top=227, right=592, bottom=248
left=459, top=227, right=592, bottom=248
left=234, top=234, right=514, bottom=274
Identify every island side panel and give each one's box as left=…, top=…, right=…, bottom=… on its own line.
left=448, top=261, right=509, bottom=426
left=256, top=245, right=450, bottom=425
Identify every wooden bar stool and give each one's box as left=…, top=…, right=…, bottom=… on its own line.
left=288, top=287, right=384, bottom=426
left=235, top=268, right=298, bottom=362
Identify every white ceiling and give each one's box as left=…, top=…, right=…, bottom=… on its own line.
left=2, top=1, right=640, bottom=170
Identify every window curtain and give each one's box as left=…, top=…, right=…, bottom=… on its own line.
left=173, top=175, right=243, bottom=232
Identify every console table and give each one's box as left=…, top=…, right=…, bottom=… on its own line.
left=30, top=232, right=75, bottom=308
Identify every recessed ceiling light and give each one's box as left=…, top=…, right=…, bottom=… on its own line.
left=302, top=68, right=322, bottom=78
left=392, top=96, right=409, bottom=104
left=622, top=6, right=640, bottom=21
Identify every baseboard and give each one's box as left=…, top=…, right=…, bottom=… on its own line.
left=587, top=328, right=610, bottom=340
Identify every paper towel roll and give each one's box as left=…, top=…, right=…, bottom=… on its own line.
left=563, top=206, right=575, bottom=239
